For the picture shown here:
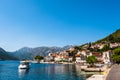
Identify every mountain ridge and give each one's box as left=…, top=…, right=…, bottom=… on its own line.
left=1, top=29, right=120, bottom=60
left=0, top=47, right=18, bottom=60
left=9, top=45, right=73, bottom=60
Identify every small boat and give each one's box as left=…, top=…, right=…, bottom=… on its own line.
left=18, top=68, right=29, bottom=78
left=18, top=61, right=30, bottom=69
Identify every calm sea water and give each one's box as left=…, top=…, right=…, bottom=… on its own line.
left=0, top=61, right=89, bottom=80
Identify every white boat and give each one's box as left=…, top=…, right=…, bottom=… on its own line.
left=18, top=61, right=30, bottom=69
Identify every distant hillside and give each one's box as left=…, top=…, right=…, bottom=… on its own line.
left=96, top=29, right=120, bottom=43
left=10, top=46, right=72, bottom=60
left=4, top=29, right=120, bottom=60
left=0, top=48, right=18, bottom=60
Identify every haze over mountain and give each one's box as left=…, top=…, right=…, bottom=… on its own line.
left=1, top=29, right=120, bottom=60
left=9, top=45, right=72, bottom=60
left=8, top=29, right=120, bottom=60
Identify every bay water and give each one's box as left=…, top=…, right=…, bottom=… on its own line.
left=0, top=61, right=91, bottom=80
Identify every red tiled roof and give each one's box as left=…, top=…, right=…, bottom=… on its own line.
left=75, top=54, right=80, bottom=57
left=92, top=52, right=102, bottom=57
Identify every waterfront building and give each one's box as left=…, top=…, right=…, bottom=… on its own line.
left=102, top=51, right=112, bottom=64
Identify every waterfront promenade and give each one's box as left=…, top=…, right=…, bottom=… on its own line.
left=106, top=64, right=120, bottom=80
left=87, top=75, right=105, bottom=80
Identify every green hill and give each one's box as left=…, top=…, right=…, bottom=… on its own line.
left=0, top=47, right=18, bottom=60
left=96, top=29, right=120, bottom=43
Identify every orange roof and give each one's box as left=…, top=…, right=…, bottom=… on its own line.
left=92, top=52, right=102, bottom=57
left=75, top=54, right=80, bottom=57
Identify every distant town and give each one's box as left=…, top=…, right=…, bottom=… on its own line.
left=34, top=42, right=120, bottom=65
left=33, top=29, right=120, bottom=80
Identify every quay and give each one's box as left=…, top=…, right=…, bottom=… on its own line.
left=106, top=64, right=120, bottom=80
left=87, top=75, right=105, bottom=80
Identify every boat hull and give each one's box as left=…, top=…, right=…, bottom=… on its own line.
left=18, top=65, right=29, bottom=69
left=18, top=61, right=30, bottom=69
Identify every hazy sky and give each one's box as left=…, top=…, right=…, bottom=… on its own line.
left=0, top=0, right=120, bottom=51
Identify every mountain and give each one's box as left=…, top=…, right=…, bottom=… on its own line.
left=10, top=46, right=72, bottom=60
left=0, top=47, right=18, bottom=60
left=96, top=29, right=120, bottom=43
left=10, top=29, right=120, bottom=60
left=5, top=29, right=120, bottom=60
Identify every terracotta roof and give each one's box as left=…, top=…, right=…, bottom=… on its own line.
left=75, top=54, right=80, bottom=57
left=92, top=52, right=102, bottom=57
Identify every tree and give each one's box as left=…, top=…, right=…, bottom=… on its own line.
left=101, top=44, right=110, bottom=52
left=72, top=49, right=78, bottom=61
left=108, top=35, right=114, bottom=42
left=34, top=55, right=44, bottom=61
left=74, top=46, right=82, bottom=50
left=88, top=42, right=92, bottom=49
left=111, top=47, right=120, bottom=64
left=86, top=56, right=98, bottom=67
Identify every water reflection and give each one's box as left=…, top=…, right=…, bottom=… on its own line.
left=0, top=61, right=88, bottom=80
left=18, top=69, right=29, bottom=78
left=31, top=64, right=86, bottom=80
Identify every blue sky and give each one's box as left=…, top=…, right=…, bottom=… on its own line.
left=0, top=0, right=120, bottom=51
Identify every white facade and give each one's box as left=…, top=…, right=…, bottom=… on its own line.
left=68, top=57, right=72, bottom=62
left=44, top=56, right=53, bottom=62
left=54, top=57, right=61, bottom=61
left=103, top=51, right=111, bottom=64
left=81, top=51, right=87, bottom=56
left=76, top=57, right=81, bottom=63
left=110, top=43, right=119, bottom=48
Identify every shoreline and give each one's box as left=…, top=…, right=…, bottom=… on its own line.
left=86, top=66, right=111, bottom=80
left=32, top=61, right=75, bottom=64
left=32, top=60, right=113, bottom=80
left=103, top=67, right=111, bottom=80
